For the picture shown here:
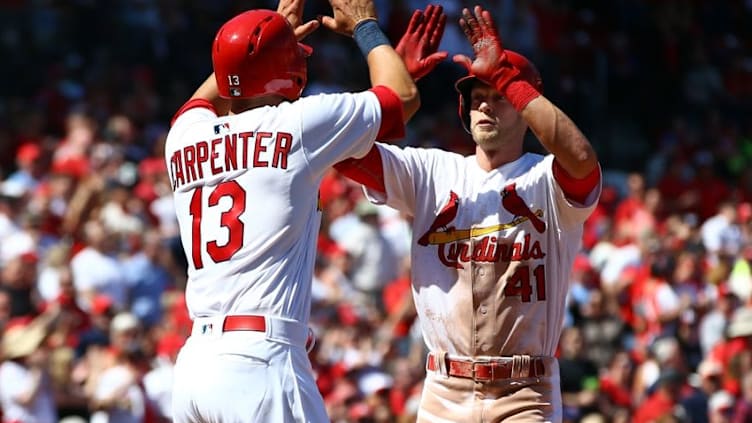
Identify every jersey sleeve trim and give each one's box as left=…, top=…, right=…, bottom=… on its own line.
left=369, top=86, right=405, bottom=141
left=552, top=159, right=601, bottom=204
left=171, top=99, right=217, bottom=127
left=334, top=146, right=386, bottom=193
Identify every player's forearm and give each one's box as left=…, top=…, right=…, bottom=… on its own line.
left=367, top=46, right=420, bottom=120
left=358, top=27, right=419, bottom=121
left=190, top=73, right=231, bottom=116
left=520, top=96, right=598, bottom=178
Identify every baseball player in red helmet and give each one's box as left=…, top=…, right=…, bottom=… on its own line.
left=165, top=0, right=424, bottom=421
left=336, top=5, right=601, bottom=422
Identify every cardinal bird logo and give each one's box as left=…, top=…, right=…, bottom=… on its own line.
left=418, top=191, right=460, bottom=246
left=500, top=183, right=546, bottom=233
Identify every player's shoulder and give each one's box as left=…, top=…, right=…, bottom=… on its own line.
left=515, top=152, right=551, bottom=173
left=170, top=99, right=218, bottom=128
left=509, top=153, right=555, bottom=187
left=295, top=90, right=376, bottom=110
left=379, top=143, right=464, bottom=163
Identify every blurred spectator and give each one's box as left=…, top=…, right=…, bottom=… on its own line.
left=122, top=230, right=172, bottom=327
left=88, top=346, right=148, bottom=423
left=0, top=186, right=24, bottom=241
left=332, top=200, right=399, bottom=307
left=1, top=252, right=40, bottom=318
left=699, top=284, right=740, bottom=357
left=707, top=390, right=736, bottom=423
left=70, top=220, right=128, bottom=311
left=3, top=143, right=45, bottom=193
left=702, top=202, right=743, bottom=265
left=631, top=251, right=682, bottom=360
left=597, top=351, right=634, bottom=418
left=733, top=371, right=752, bottom=423
left=559, top=326, right=599, bottom=422
left=142, top=331, right=182, bottom=423
left=100, top=182, right=145, bottom=236
left=0, top=289, right=11, bottom=330
left=682, top=359, right=725, bottom=423
left=613, top=173, right=659, bottom=243
left=0, top=212, right=42, bottom=272
left=633, top=336, right=688, bottom=406
left=728, top=243, right=752, bottom=305
left=632, top=369, right=688, bottom=423
left=88, top=312, right=147, bottom=423
left=0, top=308, right=60, bottom=423
left=709, top=306, right=752, bottom=396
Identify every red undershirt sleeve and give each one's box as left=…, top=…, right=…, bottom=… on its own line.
left=552, top=159, right=601, bottom=204
left=170, top=99, right=217, bottom=127
left=369, top=86, right=405, bottom=141
left=333, top=147, right=386, bottom=194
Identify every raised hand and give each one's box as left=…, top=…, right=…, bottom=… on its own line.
left=452, top=5, right=520, bottom=91
left=320, top=0, right=378, bottom=37
left=277, top=0, right=320, bottom=40
left=395, top=4, right=448, bottom=81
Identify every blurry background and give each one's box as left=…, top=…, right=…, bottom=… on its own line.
left=1, top=1, right=752, bottom=422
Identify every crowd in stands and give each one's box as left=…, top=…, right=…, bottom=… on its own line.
left=1, top=0, right=752, bottom=422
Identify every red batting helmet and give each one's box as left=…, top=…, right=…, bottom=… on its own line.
left=212, top=10, right=312, bottom=100
left=455, top=50, right=543, bottom=133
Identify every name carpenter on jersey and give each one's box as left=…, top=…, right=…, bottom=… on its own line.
left=169, top=131, right=293, bottom=190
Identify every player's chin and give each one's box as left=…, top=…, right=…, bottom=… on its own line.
left=471, top=127, right=499, bottom=144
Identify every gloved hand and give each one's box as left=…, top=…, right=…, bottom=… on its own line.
left=395, top=4, right=448, bottom=81
left=452, top=5, right=519, bottom=93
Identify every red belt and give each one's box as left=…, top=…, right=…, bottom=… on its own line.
left=219, top=315, right=315, bottom=352
left=222, top=315, right=266, bottom=332
left=426, top=353, right=546, bottom=382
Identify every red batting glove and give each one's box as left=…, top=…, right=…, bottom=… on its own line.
left=453, top=6, right=538, bottom=110
left=395, top=4, right=448, bottom=81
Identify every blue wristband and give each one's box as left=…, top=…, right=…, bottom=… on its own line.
left=353, top=19, right=390, bottom=57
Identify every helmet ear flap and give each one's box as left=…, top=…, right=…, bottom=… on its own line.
left=454, top=76, right=475, bottom=134
left=458, top=93, right=471, bottom=134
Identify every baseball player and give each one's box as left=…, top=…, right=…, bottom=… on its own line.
left=335, top=5, right=601, bottom=422
left=164, top=0, right=422, bottom=421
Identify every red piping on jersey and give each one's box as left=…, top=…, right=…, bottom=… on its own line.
left=171, top=99, right=216, bottom=127
left=369, top=85, right=405, bottom=141
left=552, top=159, right=601, bottom=204
left=334, top=146, right=385, bottom=193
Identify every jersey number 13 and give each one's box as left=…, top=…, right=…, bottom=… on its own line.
left=188, top=181, right=246, bottom=269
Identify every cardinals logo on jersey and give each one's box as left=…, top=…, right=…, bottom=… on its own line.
left=500, top=183, right=546, bottom=233
left=418, top=187, right=546, bottom=269
left=417, top=191, right=459, bottom=246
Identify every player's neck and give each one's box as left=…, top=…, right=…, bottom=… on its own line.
left=475, top=144, right=523, bottom=172
left=228, top=95, right=286, bottom=115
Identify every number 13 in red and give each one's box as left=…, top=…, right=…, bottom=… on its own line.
left=188, top=181, right=246, bottom=269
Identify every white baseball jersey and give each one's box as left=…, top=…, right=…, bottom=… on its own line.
left=365, top=144, right=600, bottom=357
left=165, top=91, right=386, bottom=324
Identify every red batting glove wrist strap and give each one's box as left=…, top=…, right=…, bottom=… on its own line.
left=503, top=80, right=541, bottom=112
left=490, top=66, right=520, bottom=93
